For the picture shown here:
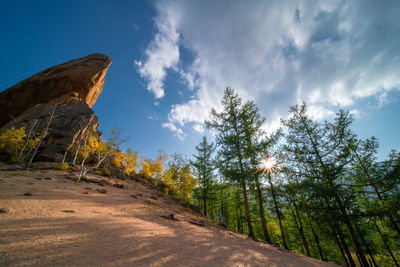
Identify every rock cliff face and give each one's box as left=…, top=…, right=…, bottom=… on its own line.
left=0, top=53, right=111, bottom=162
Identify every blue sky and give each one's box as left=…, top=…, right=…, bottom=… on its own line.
left=1, top=0, right=399, bottom=161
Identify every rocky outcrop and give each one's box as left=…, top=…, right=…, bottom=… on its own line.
left=0, top=53, right=111, bottom=128
left=0, top=53, right=111, bottom=161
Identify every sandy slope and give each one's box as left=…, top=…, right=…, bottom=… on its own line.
left=0, top=167, right=337, bottom=267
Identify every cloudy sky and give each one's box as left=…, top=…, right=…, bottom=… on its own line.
left=1, top=0, right=399, bottom=160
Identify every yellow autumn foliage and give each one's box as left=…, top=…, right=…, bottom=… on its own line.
left=123, top=148, right=138, bottom=175
left=111, top=151, right=124, bottom=168
left=140, top=152, right=167, bottom=179
left=0, top=127, right=26, bottom=163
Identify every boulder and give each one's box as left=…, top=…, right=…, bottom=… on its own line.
left=0, top=53, right=111, bottom=162
left=2, top=100, right=96, bottom=161
left=0, top=53, right=111, bottom=128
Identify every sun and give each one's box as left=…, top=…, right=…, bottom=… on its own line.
left=258, top=156, right=276, bottom=174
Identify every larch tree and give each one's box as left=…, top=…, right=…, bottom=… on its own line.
left=206, top=87, right=255, bottom=238
left=191, top=136, right=216, bottom=217
left=282, top=103, right=370, bottom=266
left=240, top=100, right=274, bottom=243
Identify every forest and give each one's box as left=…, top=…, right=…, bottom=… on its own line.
left=1, top=87, right=399, bottom=266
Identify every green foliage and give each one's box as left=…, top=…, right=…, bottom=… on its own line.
left=206, top=87, right=263, bottom=238
left=162, top=154, right=198, bottom=204
left=54, top=162, right=69, bottom=170
left=101, top=168, right=111, bottom=177
left=195, top=92, right=400, bottom=266
left=106, top=127, right=127, bottom=151
left=191, top=136, right=216, bottom=216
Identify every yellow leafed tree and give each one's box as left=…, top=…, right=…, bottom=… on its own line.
left=0, top=127, right=26, bottom=163
left=123, top=148, right=138, bottom=175
left=111, top=151, right=124, bottom=168
left=177, top=165, right=198, bottom=203
left=140, top=151, right=167, bottom=180
left=161, top=154, right=198, bottom=203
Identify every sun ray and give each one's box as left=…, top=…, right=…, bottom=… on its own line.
left=258, top=156, right=276, bottom=175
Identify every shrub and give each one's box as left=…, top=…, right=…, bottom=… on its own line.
left=0, top=126, right=26, bottom=163
left=101, top=168, right=111, bottom=177
left=54, top=162, right=69, bottom=170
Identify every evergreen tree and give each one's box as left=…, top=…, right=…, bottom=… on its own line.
left=206, top=87, right=255, bottom=238
left=282, top=103, right=369, bottom=266
left=191, top=136, right=216, bottom=217
left=240, top=100, right=272, bottom=243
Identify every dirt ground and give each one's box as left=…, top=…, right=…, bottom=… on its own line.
left=0, top=167, right=337, bottom=267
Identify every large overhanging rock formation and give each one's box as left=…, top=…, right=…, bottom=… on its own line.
left=0, top=53, right=112, bottom=162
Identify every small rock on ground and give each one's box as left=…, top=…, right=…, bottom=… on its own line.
left=23, top=192, right=33, bottom=196
left=113, top=183, right=127, bottom=189
left=0, top=208, right=10, bottom=213
left=96, top=189, right=107, bottom=194
left=62, top=210, right=75, bottom=213
left=161, top=214, right=179, bottom=221
left=188, top=220, right=206, bottom=227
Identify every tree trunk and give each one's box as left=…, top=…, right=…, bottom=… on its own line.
left=240, top=177, right=254, bottom=237
left=18, top=120, right=38, bottom=161
left=238, top=206, right=243, bottom=234
left=78, top=120, right=93, bottom=181
left=372, top=185, right=400, bottom=237
left=72, top=144, right=80, bottom=166
left=306, top=211, right=325, bottom=261
left=62, top=150, right=68, bottom=163
left=334, top=192, right=369, bottom=267
left=336, top=224, right=356, bottom=267
left=355, top=224, right=377, bottom=267
left=333, top=229, right=350, bottom=267
left=268, top=173, right=288, bottom=249
left=255, top=176, right=271, bottom=243
left=26, top=104, right=57, bottom=168
left=354, top=248, right=363, bottom=267
left=203, top=188, right=207, bottom=217
left=374, top=220, right=399, bottom=267
left=290, top=205, right=310, bottom=256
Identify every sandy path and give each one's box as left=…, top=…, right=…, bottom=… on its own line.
left=0, top=169, right=337, bottom=267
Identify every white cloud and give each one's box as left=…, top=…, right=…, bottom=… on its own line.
left=179, top=70, right=195, bottom=90
left=135, top=7, right=181, bottom=98
left=349, top=109, right=362, bottom=119
left=376, top=91, right=389, bottom=108
left=192, top=124, right=204, bottom=133
left=162, top=122, right=186, bottom=140
left=140, top=0, right=400, bottom=138
left=147, top=115, right=159, bottom=120
left=308, top=104, right=335, bottom=120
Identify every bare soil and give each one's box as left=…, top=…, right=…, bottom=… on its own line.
left=0, top=167, right=337, bottom=267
